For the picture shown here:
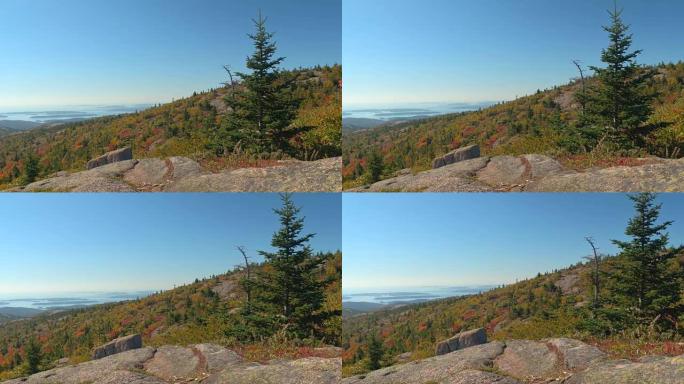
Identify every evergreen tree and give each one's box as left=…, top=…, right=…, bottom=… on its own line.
left=577, top=3, right=656, bottom=150
left=22, top=154, right=39, bottom=185
left=611, top=193, right=681, bottom=328
left=25, top=338, right=41, bottom=374
left=252, top=193, right=331, bottom=339
left=366, top=334, right=383, bottom=371
left=366, top=151, right=384, bottom=183
left=221, top=12, right=300, bottom=156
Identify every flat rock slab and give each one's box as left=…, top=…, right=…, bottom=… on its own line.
left=477, top=156, right=527, bottom=186
left=565, top=355, right=684, bottom=384
left=193, top=343, right=244, bottom=373
left=205, top=357, right=341, bottom=384
left=342, top=342, right=506, bottom=384
left=166, top=157, right=342, bottom=192
left=13, top=156, right=341, bottom=192
left=432, top=144, right=481, bottom=169
left=494, top=340, right=559, bottom=381
left=352, top=157, right=492, bottom=192
left=2, top=347, right=156, bottom=384
left=526, top=158, right=684, bottom=192
left=440, top=369, right=521, bottom=384
left=143, top=345, right=200, bottom=381
left=545, top=338, right=606, bottom=371
left=86, top=147, right=133, bottom=170
left=22, top=160, right=138, bottom=192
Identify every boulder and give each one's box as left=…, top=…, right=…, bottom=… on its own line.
left=92, top=334, right=142, bottom=360
left=123, top=158, right=169, bottom=187
left=494, top=340, right=559, bottom=380
left=436, top=328, right=487, bottom=355
left=86, top=147, right=133, bottom=170
left=432, top=145, right=480, bottom=169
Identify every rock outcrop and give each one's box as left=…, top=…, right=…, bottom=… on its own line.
left=2, top=343, right=340, bottom=384
left=11, top=156, right=341, bottom=192
left=86, top=147, right=133, bottom=170
left=343, top=338, right=683, bottom=384
left=435, top=327, right=487, bottom=355
left=432, top=145, right=480, bottom=169
left=92, top=334, right=142, bottom=360
left=350, top=154, right=684, bottom=192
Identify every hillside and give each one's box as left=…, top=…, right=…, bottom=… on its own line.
left=0, top=65, right=341, bottom=188
left=0, top=251, right=341, bottom=381
left=341, top=252, right=684, bottom=377
left=342, top=62, right=684, bottom=188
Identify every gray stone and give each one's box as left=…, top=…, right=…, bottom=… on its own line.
left=205, top=357, right=341, bottom=384
left=123, top=158, right=169, bottom=187
left=436, top=328, right=487, bottom=355
left=432, top=145, right=481, bottom=169
left=92, top=334, right=142, bottom=360
left=546, top=337, right=606, bottom=371
left=494, top=340, right=559, bottom=380
left=526, top=158, right=684, bottom=192
left=86, top=147, right=133, bottom=169
left=565, top=355, right=684, bottom=384
left=193, top=343, right=243, bottom=373
left=342, top=342, right=506, bottom=384
left=477, top=155, right=526, bottom=186
left=143, top=345, right=200, bottom=381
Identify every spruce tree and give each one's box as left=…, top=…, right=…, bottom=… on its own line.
left=25, top=338, right=41, bottom=374
left=366, top=334, right=383, bottom=371
left=252, top=193, right=330, bottom=339
left=223, top=12, right=299, bottom=156
left=578, top=3, right=656, bottom=150
left=611, top=193, right=681, bottom=328
left=22, top=154, right=39, bottom=185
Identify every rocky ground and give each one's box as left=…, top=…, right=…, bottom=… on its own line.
left=350, top=154, right=684, bottom=192
left=2, top=343, right=341, bottom=384
left=7, top=156, right=341, bottom=192
left=343, top=338, right=684, bottom=384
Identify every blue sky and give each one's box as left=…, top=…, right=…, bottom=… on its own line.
left=0, top=193, right=341, bottom=295
left=343, top=0, right=684, bottom=106
left=343, top=193, right=684, bottom=290
left=0, top=0, right=340, bottom=109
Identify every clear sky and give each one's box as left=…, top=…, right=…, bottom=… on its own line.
left=343, top=193, right=684, bottom=290
left=0, top=0, right=341, bottom=109
left=0, top=193, right=341, bottom=295
left=343, top=0, right=684, bottom=106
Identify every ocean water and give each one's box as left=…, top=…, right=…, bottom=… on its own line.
left=342, top=285, right=496, bottom=305
left=343, top=102, right=496, bottom=121
left=0, top=291, right=154, bottom=310
left=0, top=104, right=153, bottom=123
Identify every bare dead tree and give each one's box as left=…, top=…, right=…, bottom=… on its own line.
left=573, top=60, right=587, bottom=115
left=236, top=246, right=252, bottom=304
left=583, top=237, right=602, bottom=308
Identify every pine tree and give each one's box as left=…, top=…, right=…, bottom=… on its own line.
left=222, top=12, right=300, bottom=156
left=252, top=193, right=330, bottom=339
left=578, top=3, right=656, bottom=150
left=366, top=334, right=383, bottom=371
left=611, top=193, right=681, bottom=328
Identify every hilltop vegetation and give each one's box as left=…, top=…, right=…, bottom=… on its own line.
left=342, top=193, right=684, bottom=377
left=0, top=14, right=341, bottom=189
left=343, top=6, right=684, bottom=188
left=0, top=196, right=341, bottom=380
